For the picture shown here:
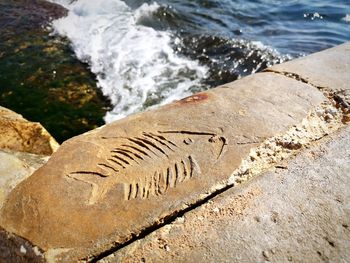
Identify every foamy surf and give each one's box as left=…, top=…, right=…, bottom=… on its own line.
left=48, top=0, right=208, bottom=122
left=343, top=14, right=350, bottom=22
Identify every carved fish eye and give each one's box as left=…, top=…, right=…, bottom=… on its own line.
left=183, top=138, right=193, bottom=145
left=208, top=136, right=217, bottom=143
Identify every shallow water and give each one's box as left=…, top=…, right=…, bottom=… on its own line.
left=49, top=0, right=350, bottom=122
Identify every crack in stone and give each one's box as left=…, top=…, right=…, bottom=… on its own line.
left=89, top=184, right=232, bottom=262
left=229, top=100, right=346, bottom=186
left=264, top=69, right=327, bottom=90
left=264, top=69, right=350, bottom=113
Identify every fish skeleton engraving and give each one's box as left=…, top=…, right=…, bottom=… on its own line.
left=66, top=130, right=227, bottom=205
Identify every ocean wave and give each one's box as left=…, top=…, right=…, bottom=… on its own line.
left=174, top=35, right=291, bottom=87
left=48, top=0, right=208, bottom=122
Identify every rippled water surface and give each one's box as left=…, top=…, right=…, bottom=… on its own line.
left=49, top=0, right=350, bottom=121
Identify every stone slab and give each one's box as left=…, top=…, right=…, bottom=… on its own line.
left=0, top=72, right=327, bottom=261
left=267, top=42, right=350, bottom=104
left=0, top=107, right=59, bottom=155
left=104, top=126, right=350, bottom=263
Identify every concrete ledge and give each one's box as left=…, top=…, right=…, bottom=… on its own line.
left=267, top=42, right=350, bottom=96
left=0, top=43, right=349, bottom=262
left=266, top=42, right=350, bottom=120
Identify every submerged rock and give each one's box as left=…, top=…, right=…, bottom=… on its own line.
left=0, top=0, right=111, bottom=143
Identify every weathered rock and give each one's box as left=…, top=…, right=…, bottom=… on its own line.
left=0, top=71, right=330, bottom=261
left=105, top=126, right=350, bottom=263
left=0, top=149, right=49, bottom=210
left=0, top=106, right=59, bottom=155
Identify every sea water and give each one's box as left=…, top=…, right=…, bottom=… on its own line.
left=48, top=0, right=350, bottom=122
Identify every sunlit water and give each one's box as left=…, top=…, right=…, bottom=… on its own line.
left=48, top=0, right=350, bottom=122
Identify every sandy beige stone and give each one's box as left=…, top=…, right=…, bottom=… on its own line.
left=0, top=106, right=59, bottom=155
left=0, top=150, right=49, bottom=263
left=0, top=72, right=327, bottom=261
left=0, top=150, right=49, bottom=210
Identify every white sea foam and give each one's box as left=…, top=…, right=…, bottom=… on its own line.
left=343, top=14, right=350, bottom=22
left=48, top=0, right=208, bottom=122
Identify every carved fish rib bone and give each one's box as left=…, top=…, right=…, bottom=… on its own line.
left=67, top=131, right=226, bottom=205
left=126, top=155, right=197, bottom=200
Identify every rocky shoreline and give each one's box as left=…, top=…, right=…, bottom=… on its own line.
left=0, top=0, right=111, bottom=143
left=0, top=43, right=349, bottom=262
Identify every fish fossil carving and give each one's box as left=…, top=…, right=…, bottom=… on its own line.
left=66, top=130, right=227, bottom=205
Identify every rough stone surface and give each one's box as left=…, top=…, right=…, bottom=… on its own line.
left=103, top=126, right=350, bottom=263
left=0, top=149, right=49, bottom=263
left=0, top=150, right=49, bottom=210
left=0, top=226, right=45, bottom=263
left=0, top=72, right=327, bottom=261
left=0, top=107, right=59, bottom=155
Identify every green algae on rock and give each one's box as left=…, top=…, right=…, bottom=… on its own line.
left=0, top=0, right=111, bottom=143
